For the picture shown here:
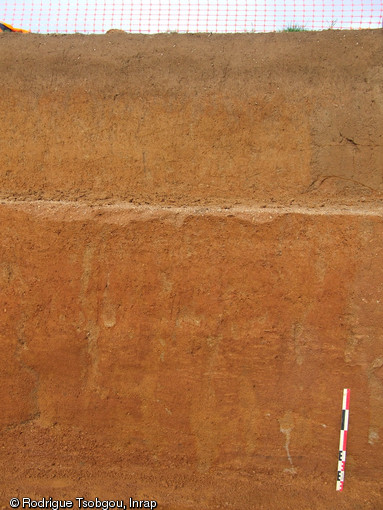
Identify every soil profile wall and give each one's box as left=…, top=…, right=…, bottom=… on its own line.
left=0, top=30, right=382, bottom=206
left=0, top=30, right=383, bottom=508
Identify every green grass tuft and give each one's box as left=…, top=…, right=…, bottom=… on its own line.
left=281, top=24, right=308, bottom=32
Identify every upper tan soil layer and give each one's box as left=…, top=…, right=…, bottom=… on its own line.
left=1, top=29, right=383, bottom=206
left=0, top=30, right=383, bottom=509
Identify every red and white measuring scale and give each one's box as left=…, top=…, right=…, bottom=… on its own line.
left=336, top=388, right=350, bottom=491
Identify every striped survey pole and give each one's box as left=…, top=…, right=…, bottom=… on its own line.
left=336, top=388, right=350, bottom=491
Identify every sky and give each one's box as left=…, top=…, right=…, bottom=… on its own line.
left=1, top=0, right=382, bottom=33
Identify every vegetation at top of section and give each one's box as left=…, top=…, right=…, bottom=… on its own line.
left=278, top=19, right=338, bottom=32
left=280, top=24, right=308, bottom=32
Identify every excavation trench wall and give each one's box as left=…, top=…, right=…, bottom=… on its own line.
left=1, top=30, right=383, bottom=205
left=0, top=30, right=383, bottom=508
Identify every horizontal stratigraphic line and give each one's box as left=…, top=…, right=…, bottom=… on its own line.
left=0, top=199, right=383, bottom=220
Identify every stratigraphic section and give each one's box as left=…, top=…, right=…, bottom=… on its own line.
left=0, top=202, right=382, bottom=476
left=0, top=31, right=382, bottom=205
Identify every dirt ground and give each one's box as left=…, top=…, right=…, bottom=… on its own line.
left=0, top=30, right=383, bottom=509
